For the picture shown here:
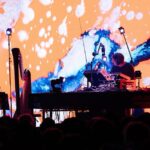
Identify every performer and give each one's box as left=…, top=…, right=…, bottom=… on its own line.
left=110, top=53, right=135, bottom=80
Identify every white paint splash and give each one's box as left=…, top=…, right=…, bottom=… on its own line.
left=133, top=38, right=137, bottom=43
left=54, top=36, right=96, bottom=78
left=35, top=44, right=47, bottom=58
left=39, top=18, right=43, bottom=24
left=66, top=6, right=72, bottom=13
left=122, top=2, right=126, bottom=7
left=0, top=0, right=32, bottom=33
left=61, top=37, right=66, bottom=44
left=40, top=41, right=46, bottom=48
left=135, top=12, right=143, bottom=20
left=39, top=27, right=46, bottom=37
left=22, top=7, right=35, bottom=24
left=36, top=65, right=40, bottom=71
left=46, top=11, right=52, bottom=18
left=126, top=11, right=135, bottom=20
left=52, top=16, right=57, bottom=21
left=39, top=0, right=54, bottom=5
left=18, top=30, right=29, bottom=42
left=122, top=10, right=127, bottom=15
left=143, top=78, right=150, bottom=87
left=48, top=37, right=54, bottom=45
left=75, top=0, right=85, bottom=18
left=99, top=0, right=113, bottom=14
left=102, top=6, right=121, bottom=31
left=58, top=17, right=68, bottom=36
left=47, top=25, right=52, bottom=31
left=2, top=40, right=8, bottom=49
left=45, top=41, right=51, bottom=48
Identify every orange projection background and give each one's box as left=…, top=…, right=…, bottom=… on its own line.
left=0, top=0, right=150, bottom=100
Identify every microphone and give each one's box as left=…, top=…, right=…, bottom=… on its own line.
left=101, top=44, right=105, bottom=56
left=101, top=44, right=107, bottom=61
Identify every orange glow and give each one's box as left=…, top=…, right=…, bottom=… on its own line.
left=0, top=0, right=149, bottom=96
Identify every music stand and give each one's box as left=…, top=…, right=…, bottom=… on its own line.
left=0, top=92, right=9, bottom=116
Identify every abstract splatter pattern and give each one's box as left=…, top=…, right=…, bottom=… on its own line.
left=0, top=0, right=149, bottom=97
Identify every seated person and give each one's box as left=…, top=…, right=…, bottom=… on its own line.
left=110, top=53, right=135, bottom=80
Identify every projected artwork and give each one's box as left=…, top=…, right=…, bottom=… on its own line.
left=0, top=0, right=150, bottom=100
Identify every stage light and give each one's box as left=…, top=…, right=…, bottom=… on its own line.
left=118, top=26, right=125, bottom=34
left=6, top=28, right=12, bottom=36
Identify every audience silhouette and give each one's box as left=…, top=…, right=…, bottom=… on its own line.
left=0, top=112, right=150, bottom=150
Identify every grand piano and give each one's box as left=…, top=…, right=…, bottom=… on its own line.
left=29, top=89, right=150, bottom=111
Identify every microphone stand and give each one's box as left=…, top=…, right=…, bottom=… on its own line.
left=119, top=27, right=133, bottom=65
left=6, top=28, right=13, bottom=118
left=90, top=42, right=102, bottom=87
left=90, top=54, right=96, bottom=87
left=78, top=18, right=89, bottom=88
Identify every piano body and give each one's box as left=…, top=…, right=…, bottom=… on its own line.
left=28, top=68, right=149, bottom=119
left=29, top=90, right=150, bottom=114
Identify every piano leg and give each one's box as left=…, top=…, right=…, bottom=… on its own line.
left=42, top=109, right=53, bottom=120
left=3, top=109, right=6, bottom=116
